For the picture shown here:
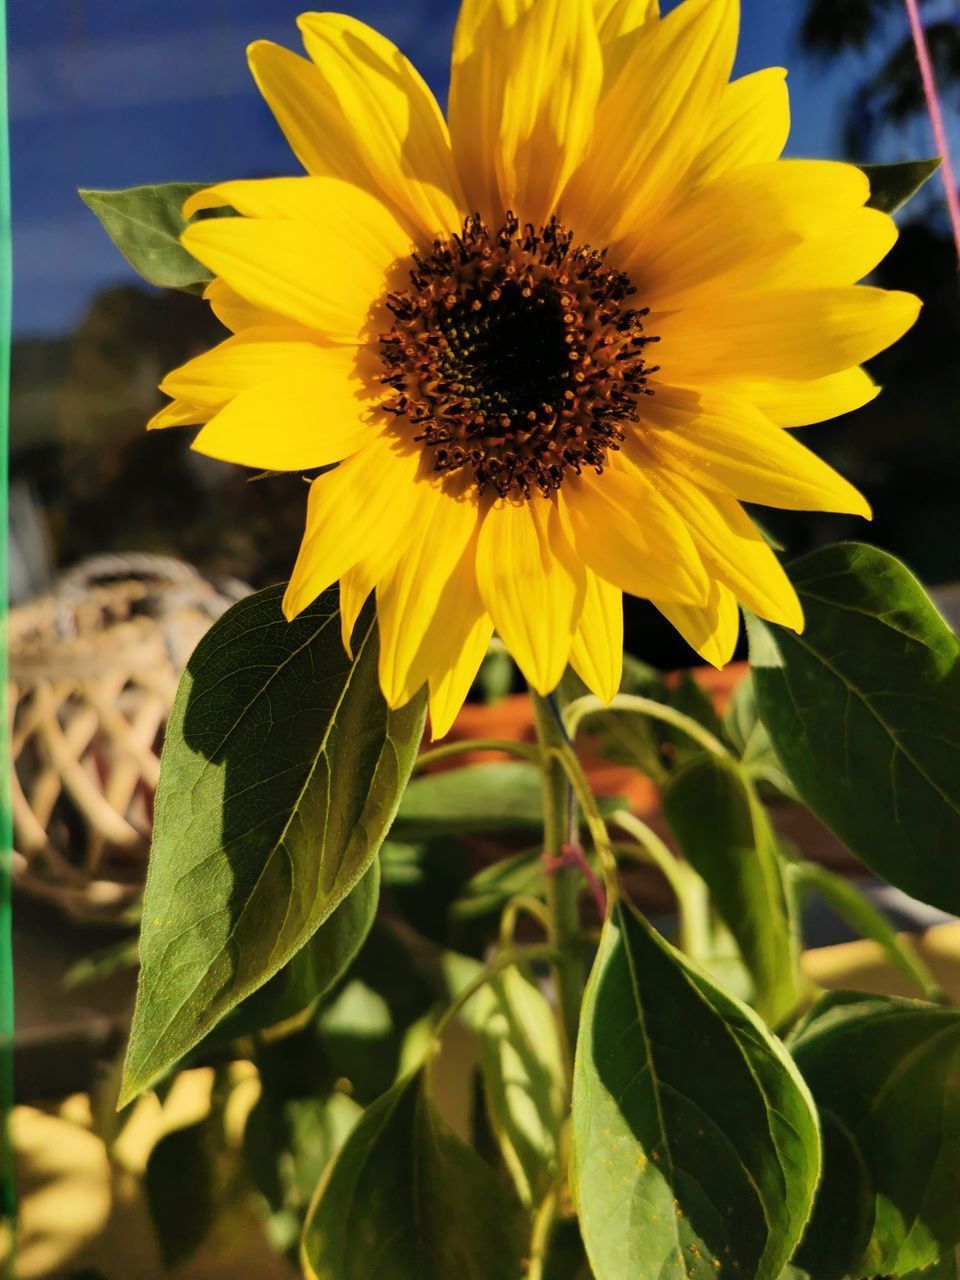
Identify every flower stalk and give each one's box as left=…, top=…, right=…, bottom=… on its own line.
left=531, top=691, right=587, bottom=1074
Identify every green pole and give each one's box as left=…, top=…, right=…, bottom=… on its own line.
left=0, top=0, right=15, bottom=1264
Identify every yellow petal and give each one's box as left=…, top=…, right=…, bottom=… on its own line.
left=636, top=384, right=871, bottom=516
left=650, top=471, right=803, bottom=631
left=428, top=608, right=496, bottom=739
left=594, top=0, right=658, bottom=37
left=759, top=206, right=898, bottom=290
left=283, top=437, right=424, bottom=619
left=247, top=33, right=465, bottom=241
left=684, top=67, right=790, bottom=188
left=658, top=286, right=921, bottom=383
left=560, top=460, right=709, bottom=605
left=147, top=398, right=206, bottom=431
left=448, top=0, right=532, bottom=224
left=593, top=0, right=660, bottom=88
left=655, top=578, right=739, bottom=668
left=628, top=159, right=870, bottom=309
left=570, top=571, right=623, bottom=703
left=449, top=0, right=603, bottom=228
left=476, top=496, right=585, bottom=696
left=182, top=208, right=395, bottom=342
left=247, top=40, right=373, bottom=184
left=407, top=549, right=495, bottom=737
left=160, top=331, right=343, bottom=408
left=377, top=487, right=481, bottom=707
left=564, top=0, right=739, bottom=243
left=339, top=566, right=371, bottom=658
left=296, top=14, right=466, bottom=240
left=202, top=278, right=304, bottom=335
left=183, top=180, right=413, bottom=279
left=734, top=367, right=879, bottom=428
left=190, top=362, right=381, bottom=472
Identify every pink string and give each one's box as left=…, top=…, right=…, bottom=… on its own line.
left=903, top=0, right=960, bottom=264
left=542, top=843, right=607, bottom=919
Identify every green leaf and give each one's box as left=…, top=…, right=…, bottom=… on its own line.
left=121, top=585, right=426, bottom=1106
left=747, top=542, right=960, bottom=914
left=393, top=762, right=546, bottom=837
left=571, top=902, right=820, bottom=1280
left=457, top=960, right=566, bottom=1209
left=901, top=1250, right=960, bottom=1280
left=790, top=991, right=960, bottom=1276
left=209, top=861, right=380, bottom=1046
left=79, top=182, right=230, bottom=292
left=301, top=1071, right=524, bottom=1280
left=393, top=761, right=622, bottom=840
left=791, top=1108, right=874, bottom=1280
left=663, top=755, right=800, bottom=1024
left=861, top=159, right=941, bottom=214
left=723, top=673, right=798, bottom=799
left=245, top=1086, right=361, bottom=1231
left=145, top=1120, right=215, bottom=1267
left=450, top=848, right=543, bottom=922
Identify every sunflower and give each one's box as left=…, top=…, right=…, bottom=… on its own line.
left=151, top=0, right=920, bottom=737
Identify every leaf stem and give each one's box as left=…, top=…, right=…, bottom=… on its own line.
left=526, top=1180, right=561, bottom=1280
left=531, top=692, right=589, bottom=1074
left=499, top=894, right=553, bottom=948
left=563, top=693, right=730, bottom=760
left=610, top=811, right=712, bottom=959
left=415, top=737, right=541, bottom=769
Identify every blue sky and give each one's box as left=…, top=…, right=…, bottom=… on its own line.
left=6, top=0, right=947, bottom=336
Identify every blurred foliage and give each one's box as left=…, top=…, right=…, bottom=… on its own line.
left=799, top=0, right=960, bottom=164
left=10, top=285, right=306, bottom=591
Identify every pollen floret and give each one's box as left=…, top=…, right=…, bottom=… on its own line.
left=379, top=213, right=659, bottom=499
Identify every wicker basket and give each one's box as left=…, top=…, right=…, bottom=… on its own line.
left=9, top=555, right=250, bottom=923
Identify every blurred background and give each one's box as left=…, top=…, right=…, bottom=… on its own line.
left=5, top=2, right=960, bottom=1276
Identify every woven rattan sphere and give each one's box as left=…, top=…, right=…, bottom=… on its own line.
left=9, top=555, right=250, bottom=923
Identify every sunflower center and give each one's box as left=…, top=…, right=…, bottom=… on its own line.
left=378, top=213, right=659, bottom=500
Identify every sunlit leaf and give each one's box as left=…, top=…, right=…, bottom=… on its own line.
left=748, top=543, right=960, bottom=914
left=571, top=902, right=820, bottom=1279
left=394, top=762, right=622, bottom=840
left=80, top=181, right=230, bottom=292
left=121, top=585, right=425, bottom=1105
left=455, top=958, right=565, bottom=1208
left=209, top=862, right=380, bottom=1046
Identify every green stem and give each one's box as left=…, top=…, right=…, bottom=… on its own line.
left=548, top=743, right=619, bottom=895
left=564, top=693, right=730, bottom=760
left=610, top=811, right=711, bottom=959
left=531, top=692, right=586, bottom=1073
left=527, top=1181, right=561, bottom=1280
left=415, top=737, right=541, bottom=769
left=499, top=894, right=553, bottom=948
